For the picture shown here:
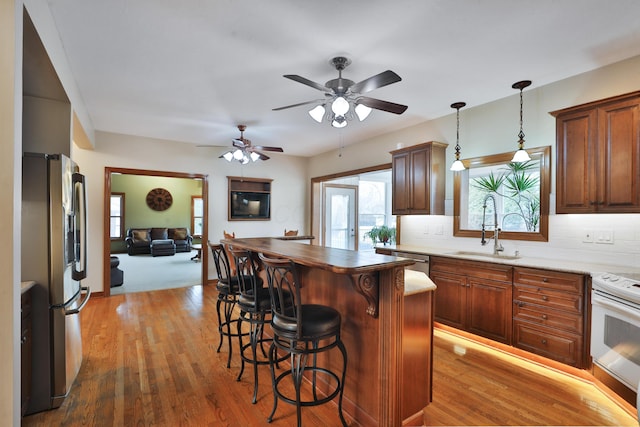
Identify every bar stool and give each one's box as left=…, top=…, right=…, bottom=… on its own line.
left=209, top=242, right=246, bottom=368
left=228, top=246, right=284, bottom=404
left=259, top=254, right=348, bottom=427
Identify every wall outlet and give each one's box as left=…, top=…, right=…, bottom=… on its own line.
left=595, top=229, right=614, bottom=244
left=582, top=230, right=594, bottom=243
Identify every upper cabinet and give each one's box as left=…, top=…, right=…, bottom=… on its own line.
left=390, top=141, right=447, bottom=215
left=551, top=91, right=640, bottom=214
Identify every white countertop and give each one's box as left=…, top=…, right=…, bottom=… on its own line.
left=379, top=244, right=640, bottom=277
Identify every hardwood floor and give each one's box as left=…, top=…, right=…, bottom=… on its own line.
left=22, top=284, right=637, bottom=426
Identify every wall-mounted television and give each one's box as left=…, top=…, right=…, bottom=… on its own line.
left=230, top=191, right=270, bottom=220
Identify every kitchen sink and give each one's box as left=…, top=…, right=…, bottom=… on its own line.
left=446, top=250, right=521, bottom=261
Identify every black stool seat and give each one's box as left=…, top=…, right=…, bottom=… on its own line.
left=259, top=254, right=348, bottom=427
left=272, top=304, right=341, bottom=339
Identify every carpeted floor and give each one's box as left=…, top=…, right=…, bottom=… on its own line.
left=110, top=251, right=202, bottom=295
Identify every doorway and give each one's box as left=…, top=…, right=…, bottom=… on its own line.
left=323, top=184, right=357, bottom=250
left=311, top=164, right=395, bottom=251
left=103, top=167, right=209, bottom=297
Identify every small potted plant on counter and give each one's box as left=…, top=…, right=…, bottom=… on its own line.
left=366, top=225, right=396, bottom=245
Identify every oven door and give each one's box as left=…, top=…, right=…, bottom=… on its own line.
left=591, top=290, right=640, bottom=392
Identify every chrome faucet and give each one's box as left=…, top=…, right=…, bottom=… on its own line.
left=481, top=194, right=504, bottom=255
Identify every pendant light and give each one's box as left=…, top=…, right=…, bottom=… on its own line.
left=511, top=80, right=532, bottom=162
left=450, top=102, right=466, bottom=171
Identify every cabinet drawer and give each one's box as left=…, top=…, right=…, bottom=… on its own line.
left=513, top=321, right=583, bottom=367
left=514, top=268, right=584, bottom=294
left=514, top=284, right=583, bottom=315
left=513, top=302, right=583, bottom=334
left=430, top=256, right=512, bottom=282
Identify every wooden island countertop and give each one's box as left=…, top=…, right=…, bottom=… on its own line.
left=222, top=238, right=435, bottom=427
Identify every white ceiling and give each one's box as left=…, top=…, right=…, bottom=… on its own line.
left=46, top=0, right=640, bottom=158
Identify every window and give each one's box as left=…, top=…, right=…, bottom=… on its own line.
left=110, top=193, right=125, bottom=240
left=454, top=146, right=550, bottom=242
left=359, top=179, right=394, bottom=250
left=191, top=196, right=203, bottom=237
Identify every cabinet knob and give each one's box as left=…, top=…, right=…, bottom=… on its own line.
left=541, top=314, right=547, bottom=320
left=541, top=339, right=547, bottom=345
left=542, top=295, right=549, bottom=301
left=542, top=278, right=549, bottom=282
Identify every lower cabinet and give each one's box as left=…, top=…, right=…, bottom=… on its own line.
left=430, top=256, right=589, bottom=368
left=431, top=256, right=513, bottom=344
left=512, top=267, right=587, bottom=368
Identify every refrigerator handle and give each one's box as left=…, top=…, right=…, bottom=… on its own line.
left=64, top=286, right=91, bottom=315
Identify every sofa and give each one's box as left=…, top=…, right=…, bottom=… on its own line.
left=125, top=227, right=193, bottom=255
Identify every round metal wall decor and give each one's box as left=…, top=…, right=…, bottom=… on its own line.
left=146, top=188, right=173, bottom=211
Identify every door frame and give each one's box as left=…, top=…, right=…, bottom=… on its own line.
left=310, top=163, right=395, bottom=248
left=102, top=167, right=209, bottom=297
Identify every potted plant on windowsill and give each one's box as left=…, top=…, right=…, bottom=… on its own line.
left=366, top=225, right=396, bottom=245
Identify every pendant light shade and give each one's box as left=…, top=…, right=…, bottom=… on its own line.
left=511, top=80, right=532, bottom=162
left=450, top=102, right=466, bottom=172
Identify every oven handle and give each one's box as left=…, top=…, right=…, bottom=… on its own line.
left=592, top=291, right=640, bottom=320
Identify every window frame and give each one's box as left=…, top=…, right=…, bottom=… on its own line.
left=453, top=145, right=550, bottom=242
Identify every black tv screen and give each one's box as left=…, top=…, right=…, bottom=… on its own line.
left=230, top=191, right=270, bottom=219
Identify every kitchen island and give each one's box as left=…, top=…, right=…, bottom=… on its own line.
left=222, top=237, right=435, bottom=427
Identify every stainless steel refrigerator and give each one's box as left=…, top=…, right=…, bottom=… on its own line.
left=21, top=153, right=91, bottom=414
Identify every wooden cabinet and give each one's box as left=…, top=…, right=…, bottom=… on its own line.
left=552, top=91, right=640, bottom=213
left=21, top=288, right=33, bottom=416
left=430, top=256, right=513, bottom=344
left=512, top=267, right=588, bottom=368
left=390, top=141, right=447, bottom=215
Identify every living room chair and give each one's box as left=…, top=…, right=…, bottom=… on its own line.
left=284, top=229, right=298, bottom=236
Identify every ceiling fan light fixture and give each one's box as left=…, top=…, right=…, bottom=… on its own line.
left=331, top=96, right=350, bottom=116
left=332, top=116, right=347, bottom=128
left=222, top=151, right=234, bottom=162
left=511, top=80, right=532, bottom=163
left=309, top=104, right=325, bottom=122
left=233, top=149, right=245, bottom=160
left=250, top=152, right=261, bottom=162
left=355, top=103, right=372, bottom=121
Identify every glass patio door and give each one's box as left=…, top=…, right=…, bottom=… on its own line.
left=323, top=184, right=357, bottom=250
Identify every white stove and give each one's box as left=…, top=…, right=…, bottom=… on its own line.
left=591, top=271, right=640, bottom=394
left=592, top=272, right=640, bottom=307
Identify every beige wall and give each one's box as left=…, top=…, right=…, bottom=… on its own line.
left=308, top=55, right=640, bottom=267
left=73, top=130, right=310, bottom=293
left=1, top=0, right=20, bottom=423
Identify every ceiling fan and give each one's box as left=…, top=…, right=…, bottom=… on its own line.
left=273, top=56, right=408, bottom=128
left=219, top=125, right=283, bottom=164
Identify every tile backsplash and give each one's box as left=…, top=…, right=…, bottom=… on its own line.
left=400, top=213, right=640, bottom=268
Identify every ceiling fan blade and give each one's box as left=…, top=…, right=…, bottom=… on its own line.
left=273, top=99, right=325, bottom=111
left=252, top=145, right=284, bottom=153
left=283, top=74, right=329, bottom=92
left=350, top=70, right=402, bottom=94
left=255, top=151, right=270, bottom=161
left=358, top=96, right=408, bottom=114
left=272, top=99, right=323, bottom=111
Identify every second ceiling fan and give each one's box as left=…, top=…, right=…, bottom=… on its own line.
left=220, top=125, right=283, bottom=163
left=273, top=56, right=408, bottom=128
